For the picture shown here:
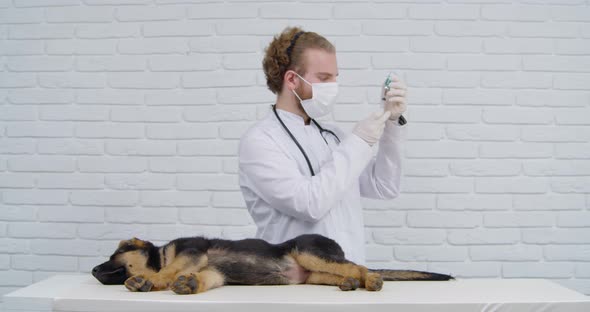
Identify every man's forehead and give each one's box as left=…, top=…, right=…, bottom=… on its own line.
left=303, top=49, right=338, bottom=76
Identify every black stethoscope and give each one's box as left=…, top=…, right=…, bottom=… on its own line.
left=272, top=105, right=340, bottom=176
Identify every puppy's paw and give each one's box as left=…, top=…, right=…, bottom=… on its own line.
left=125, top=275, right=153, bottom=292
left=339, top=277, right=360, bottom=291
left=365, top=273, right=383, bottom=291
left=171, top=274, right=199, bottom=295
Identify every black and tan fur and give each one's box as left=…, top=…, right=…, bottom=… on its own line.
left=92, top=234, right=452, bottom=295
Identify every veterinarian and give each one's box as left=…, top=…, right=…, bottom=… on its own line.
left=238, top=27, right=407, bottom=265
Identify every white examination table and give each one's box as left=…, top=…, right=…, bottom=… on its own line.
left=3, top=275, right=590, bottom=312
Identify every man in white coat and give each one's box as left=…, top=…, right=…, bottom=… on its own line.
left=238, top=27, right=408, bottom=265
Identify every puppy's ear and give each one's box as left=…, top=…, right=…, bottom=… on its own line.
left=118, top=238, right=150, bottom=249
left=118, top=238, right=139, bottom=248
left=130, top=237, right=149, bottom=248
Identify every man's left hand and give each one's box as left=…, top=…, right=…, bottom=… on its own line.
left=382, top=75, right=408, bottom=122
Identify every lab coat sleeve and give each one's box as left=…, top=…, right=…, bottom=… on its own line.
left=239, top=130, right=374, bottom=223
left=358, top=120, right=405, bottom=199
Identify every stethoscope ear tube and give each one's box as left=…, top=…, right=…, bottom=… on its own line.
left=272, top=105, right=316, bottom=176
left=272, top=105, right=342, bottom=177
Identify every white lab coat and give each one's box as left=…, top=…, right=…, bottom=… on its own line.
left=238, top=107, right=403, bottom=265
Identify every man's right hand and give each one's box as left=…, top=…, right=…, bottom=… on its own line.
left=352, top=111, right=392, bottom=146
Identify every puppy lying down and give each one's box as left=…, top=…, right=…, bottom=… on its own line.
left=92, top=234, right=452, bottom=294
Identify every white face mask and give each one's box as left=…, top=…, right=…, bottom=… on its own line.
left=291, top=72, right=338, bottom=119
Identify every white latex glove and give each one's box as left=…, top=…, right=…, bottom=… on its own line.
left=352, top=111, right=392, bottom=146
left=382, top=74, right=408, bottom=122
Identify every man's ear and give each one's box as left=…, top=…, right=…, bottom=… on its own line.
left=284, top=70, right=299, bottom=91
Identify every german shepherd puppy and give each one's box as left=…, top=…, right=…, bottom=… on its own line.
left=92, top=234, right=452, bottom=295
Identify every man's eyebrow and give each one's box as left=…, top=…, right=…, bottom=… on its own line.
left=317, top=72, right=339, bottom=77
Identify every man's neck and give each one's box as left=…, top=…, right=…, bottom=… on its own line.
left=275, top=92, right=311, bottom=125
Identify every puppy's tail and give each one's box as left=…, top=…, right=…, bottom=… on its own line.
left=368, top=269, right=453, bottom=281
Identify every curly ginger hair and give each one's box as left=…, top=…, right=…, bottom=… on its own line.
left=262, top=26, right=335, bottom=94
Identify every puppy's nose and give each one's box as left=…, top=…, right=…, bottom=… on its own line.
left=92, top=266, right=99, bottom=277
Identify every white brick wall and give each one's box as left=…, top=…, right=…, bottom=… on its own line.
left=0, top=0, right=589, bottom=300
